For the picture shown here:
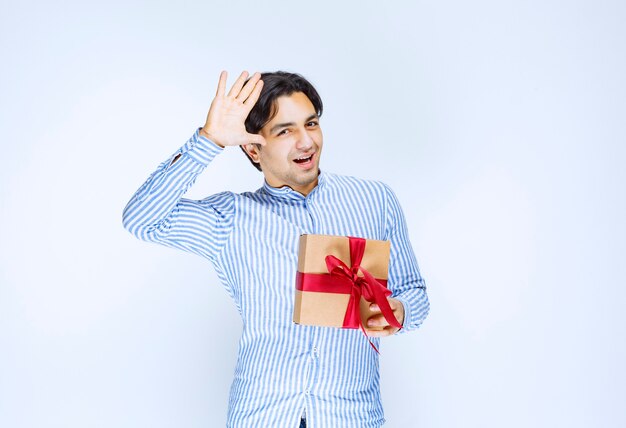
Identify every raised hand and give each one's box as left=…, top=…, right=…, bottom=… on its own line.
left=200, top=71, right=266, bottom=148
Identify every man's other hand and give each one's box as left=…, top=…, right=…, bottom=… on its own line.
left=364, top=297, right=405, bottom=337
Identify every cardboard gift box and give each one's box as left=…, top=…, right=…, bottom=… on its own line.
left=293, top=234, right=399, bottom=330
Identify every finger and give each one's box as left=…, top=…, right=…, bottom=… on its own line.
left=247, top=133, right=266, bottom=146
left=243, top=79, right=264, bottom=111
left=388, top=298, right=401, bottom=311
left=366, top=314, right=389, bottom=329
left=389, top=298, right=405, bottom=325
left=365, top=329, right=387, bottom=338
left=243, top=79, right=264, bottom=107
left=227, top=71, right=249, bottom=98
left=237, top=72, right=262, bottom=101
left=366, top=326, right=399, bottom=337
left=215, top=70, right=227, bottom=97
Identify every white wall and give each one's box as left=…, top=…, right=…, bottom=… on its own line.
left=1, top=1, right=624, bottom=427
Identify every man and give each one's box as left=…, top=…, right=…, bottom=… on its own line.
left=123, top=71, right=429, bottom=427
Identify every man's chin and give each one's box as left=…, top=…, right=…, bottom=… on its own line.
left=290, top=168, right=319, bottom=186
left=299, top=167, right=319, bottom=181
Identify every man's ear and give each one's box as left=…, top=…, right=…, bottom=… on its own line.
left=242, top=143, right=261, bottom=165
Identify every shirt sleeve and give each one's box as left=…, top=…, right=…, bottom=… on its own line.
left=383, top=183, right=430, bottom=332
left=122, top=129, right=235, bottom=263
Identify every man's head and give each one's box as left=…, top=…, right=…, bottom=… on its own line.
left=241, top=71, right=324, bottom=196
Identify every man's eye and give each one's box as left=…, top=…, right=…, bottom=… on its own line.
left=307, top=121, right=318, bottom=127
left=277, top=129, right=289, bottom=136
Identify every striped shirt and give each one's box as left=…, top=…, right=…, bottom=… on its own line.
left=122, top=129, right=430, bottom=427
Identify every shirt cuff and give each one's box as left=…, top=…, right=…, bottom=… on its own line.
left=393, top=295, right=412, bottom=335
left=179, top=128, right=224, bottom=166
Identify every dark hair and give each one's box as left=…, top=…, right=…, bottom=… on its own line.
left=241, top=71, right=323, bottom=171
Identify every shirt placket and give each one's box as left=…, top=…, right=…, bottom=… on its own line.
left=301, top=191, right=324, bottom=425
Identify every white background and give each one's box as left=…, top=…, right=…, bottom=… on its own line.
left=1, top=1, right=625, bottom=427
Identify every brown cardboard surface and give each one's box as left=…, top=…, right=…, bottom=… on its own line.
left=297, top=234, right=390, bottom=277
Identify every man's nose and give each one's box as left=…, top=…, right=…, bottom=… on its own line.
left=296, top=129, right=314, bottom=150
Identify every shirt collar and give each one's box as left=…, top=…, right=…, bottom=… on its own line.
left=261, top=170, right=327, bottom=201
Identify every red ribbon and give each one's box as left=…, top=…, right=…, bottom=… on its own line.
left=296, top=236, right=402, bottom=351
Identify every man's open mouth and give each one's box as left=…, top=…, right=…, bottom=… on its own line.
left=293, top=154, right=314, bottom=164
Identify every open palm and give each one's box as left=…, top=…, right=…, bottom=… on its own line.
left=200, top=71, right=266, bottom=148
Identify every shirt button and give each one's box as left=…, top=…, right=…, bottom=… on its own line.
left=305, top=389, right=310, bottom=395
left=312, top=347, right=318, bottom=353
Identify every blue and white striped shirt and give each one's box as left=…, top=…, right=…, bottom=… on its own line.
left=122, top=129, right=429, bottom=427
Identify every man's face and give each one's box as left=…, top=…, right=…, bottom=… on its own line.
left=246, top=91, right=323, bottom=196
